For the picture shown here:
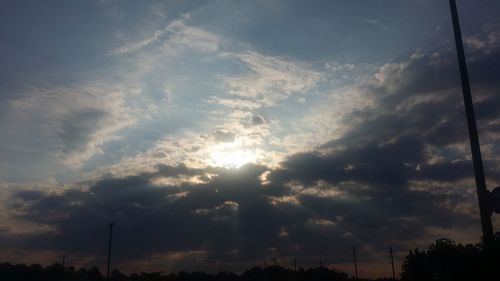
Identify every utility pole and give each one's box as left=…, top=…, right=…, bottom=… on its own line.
left=448, top=0, right=494, bottom=245
left=353, top=245, right=358, bottom=279
left=390, top=247, right=395, bottom=280
left=106, top=223, right=115, bottom=280
left=448, top=2, right=496, bottom=280
left=62, top=253, right=66, bottom=267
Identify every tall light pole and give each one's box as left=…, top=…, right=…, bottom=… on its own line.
left=106, top=223, right=115, bottom=280
left=353, top=245, right=358, bottom=279
left=390, top=247, right=395, bottom=280
left=448, top=0, right=494, bottom=246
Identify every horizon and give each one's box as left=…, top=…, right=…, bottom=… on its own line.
left=1, top=0, right=500, bottom=279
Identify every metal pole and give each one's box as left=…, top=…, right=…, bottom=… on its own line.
left=448, top=0, right=494, bottom=245
left=106, top=223, right=115, bottom=280
left=353, top=245, right=358, bottom=279
left=390, top=247, right=395, bottom=280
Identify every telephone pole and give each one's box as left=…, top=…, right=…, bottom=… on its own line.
left=62, top=253, right=66, bottom=267
left=448, top=0, right=494, bottom=245
left=106, top=223, right=115, bottom=280
left=448, top=1, right=496, bottom=280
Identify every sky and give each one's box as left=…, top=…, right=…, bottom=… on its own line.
left=1, top=0, right=500, bottom=278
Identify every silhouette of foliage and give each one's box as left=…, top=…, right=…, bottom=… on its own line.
left=0, top=263, right=367, bottom=281
left=401, top=236, right=500, bottom=281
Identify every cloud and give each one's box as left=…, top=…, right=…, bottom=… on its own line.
left=220, top=51, right=321, bottom=107
left=5, top=159, right=470, bottom=273
left=465, top=29, right=500, bottom=55
left=251, top=115, right=266, bottom=126
left=113, top=14, right=220, bottom=55
left=98, top=14, right=326, bottom=175
left=8, top=83, right=138, bottom=167
left=213, top=129, right=236, bottom=143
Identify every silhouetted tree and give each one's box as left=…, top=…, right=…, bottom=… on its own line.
left=400, top=238, right=500, bottom=281
left=217, top=271, right=239, bottom=281
left=241, top=267, right=266, bottom=281
left=299, top=266, right=348, bottom=281
left=86, top=266, right=105, bottom=281
left=111, top=269, right=128, bottom=281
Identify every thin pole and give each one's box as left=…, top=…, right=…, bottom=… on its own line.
left=353, top=245, right=358, bottom=279
left=106, top=223, right=115, bottom=280
left=390, top=247, right=395, bottom=280
left=448, top=0, right=494, bottom=244
left=62, top=253, right=66, bottom=267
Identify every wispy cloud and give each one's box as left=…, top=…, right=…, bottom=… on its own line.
left=221, top=51, right=322, bottom=106
left=113, top=14, right=220, bottom=55
left=7, top=80, right=154, bottom=167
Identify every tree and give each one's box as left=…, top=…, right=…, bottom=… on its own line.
left=400, top=238, right=489, bottom=281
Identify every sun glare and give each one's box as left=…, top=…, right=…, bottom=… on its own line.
left=209, top=144, right=256, bottom=169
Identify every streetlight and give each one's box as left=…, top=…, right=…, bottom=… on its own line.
left=106, top=222, right=115, bottom=280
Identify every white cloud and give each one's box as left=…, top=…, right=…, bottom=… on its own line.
left=465, top=30, right=500, bottom=55
left=220, top=51, right=322, bottom=106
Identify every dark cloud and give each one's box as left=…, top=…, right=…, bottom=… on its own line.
left=5, top=162, right=474, bottom=271
left=274, top=136, right=423, bottom=187
left=15, top=190, right=46, bottom=201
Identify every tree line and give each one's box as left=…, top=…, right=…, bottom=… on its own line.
left=1, top=236, right=500, bottom=281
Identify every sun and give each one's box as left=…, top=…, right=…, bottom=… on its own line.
left=209, top=144, right=256, bottom=169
